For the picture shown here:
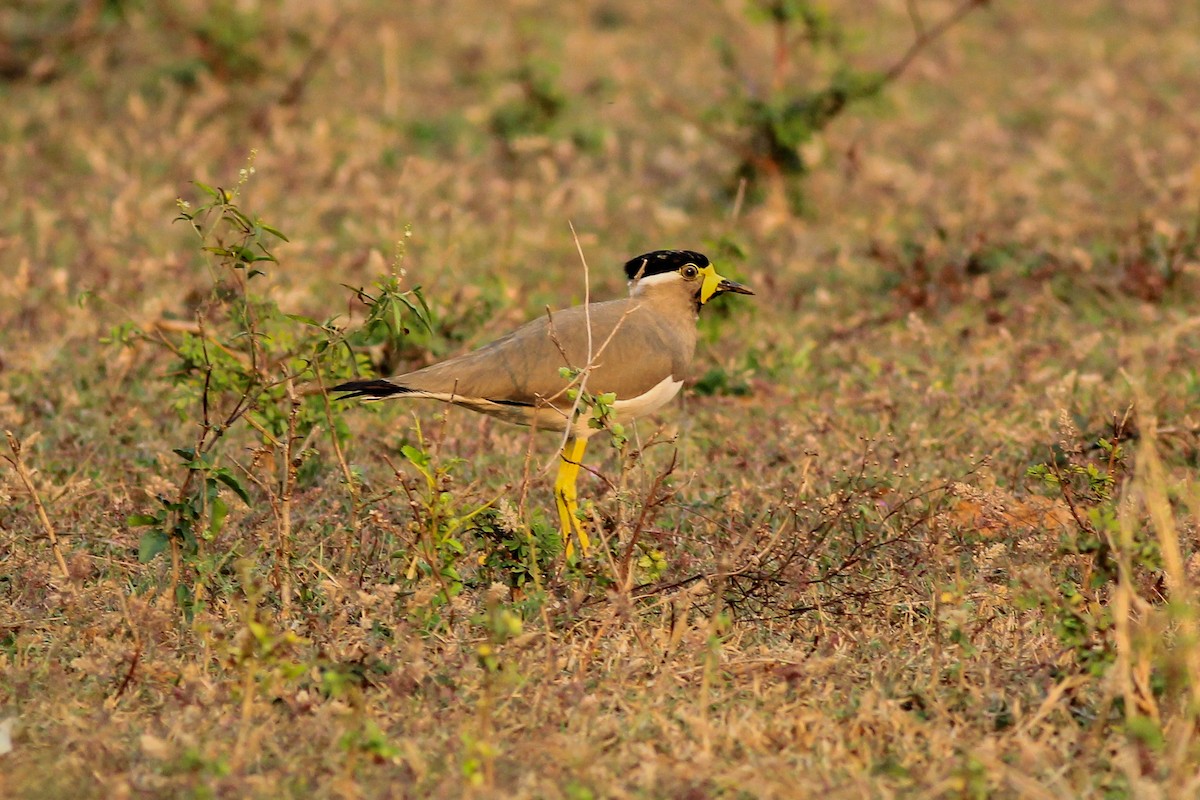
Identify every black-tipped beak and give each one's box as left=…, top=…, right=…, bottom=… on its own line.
left=717, top=279, right=754, bottom=296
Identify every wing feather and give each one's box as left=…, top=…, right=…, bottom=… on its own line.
left=389, top=299, right=689, bottom=406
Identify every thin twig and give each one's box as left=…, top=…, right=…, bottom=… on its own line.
left=106, top=589, right=143, bottom=707
left=663, top=0, right=989, bottom=159
left=537, top=233, right=644, bottom=476
left=278, top=375, right=299, bottom=618
left=544, top=302, right=642, bottom=464
left=618, top=451, right=678, bottom=589
left=110, top=643, right=142, bottom=703
left=905, top=0, right=927, bottom=39
left=3, top=431, right=73, bottom=586
left=277, top=15, right=345, bottom=108
left=314, top=362, right=363, bottom=578
left=880, top=0, right=990, bottom=86
left=560, top=221, right=594, bottom=450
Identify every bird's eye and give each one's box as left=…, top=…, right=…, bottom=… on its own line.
left=681, top=264, right=699, bottom=280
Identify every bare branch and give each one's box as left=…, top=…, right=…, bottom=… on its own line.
left=906, top=0, right=927, bottom=39
left=881, top=0, right=990, bottom=87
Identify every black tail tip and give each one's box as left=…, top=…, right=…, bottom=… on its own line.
left=331, top=379, right=410, bottom=400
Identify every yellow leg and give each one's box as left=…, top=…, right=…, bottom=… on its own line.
left=554, top=437, right=590, bottom=558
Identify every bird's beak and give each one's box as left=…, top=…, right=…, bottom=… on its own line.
left=717, top=278, right=754, bottom=296
left=700, top=265, right=755, bottom=303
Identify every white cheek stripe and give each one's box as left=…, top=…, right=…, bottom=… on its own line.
left=629, top=271, right=685, bottom=293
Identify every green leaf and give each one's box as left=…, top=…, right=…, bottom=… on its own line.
left=391, top=298, right=403, bottom=336
left=227, top=206, right=253, bottom=228
left=396, top=294, right=435, bottom=334
left=285, top=313, right=322, bottom=326
left=176, top=520, right=198, bottom=553
left=128, top=513, right=161, bottom=527
left=175, top=583, right=195, bottom=618
left=138, top=529, right=171, bottom=563
left=413, top=288, right=433, bottom=322
left=1125, top=715, right=1165, bottom=750
left=213, top=467, right=251, bottom=504
left=209, top=495, right=228, bottom=538
left=401, top=444, right=430, bottom=469
left=258, top=223, right=290, bottom=242
left=193, top=181, right=219, bottom=198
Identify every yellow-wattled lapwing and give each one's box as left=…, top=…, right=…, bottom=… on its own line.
left=334, top=249, right=753, bottom=556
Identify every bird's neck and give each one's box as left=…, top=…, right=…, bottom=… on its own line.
left=629, top=282, right=700, bottom=320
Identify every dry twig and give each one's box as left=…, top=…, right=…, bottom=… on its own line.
left=3, top=430, right=73, bottom=586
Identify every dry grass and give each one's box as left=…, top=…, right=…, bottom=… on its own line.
left=3, top=0, right=1200, bottom=797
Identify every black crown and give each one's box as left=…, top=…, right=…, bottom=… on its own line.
left=623, top=250, right=710, bottom=281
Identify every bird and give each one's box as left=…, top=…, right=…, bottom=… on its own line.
left=333, top=249, right=753, bottom=557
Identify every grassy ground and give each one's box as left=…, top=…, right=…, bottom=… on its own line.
left=3, top=0, right=1200, bottom=797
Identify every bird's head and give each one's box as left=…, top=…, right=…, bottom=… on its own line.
left=624, top=249, right=754, bottom=307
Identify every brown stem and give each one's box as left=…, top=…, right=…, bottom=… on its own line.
left=278, top=376, right=299, bottom=618
left=618, top=451, right=677, bottom=589
left=879, top=0, right=990, bottom=87
left=314, top=363, right=363, bottom=578
left=3, top=431, right=73, bottom=586
left=110, top=643, right=142, bottom=702
left=771, top=18, right=788, bottom=93
left=1048, top=452, right=1095, bottom=537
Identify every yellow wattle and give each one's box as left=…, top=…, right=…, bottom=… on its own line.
left=699, top=265, right=726, bottom=304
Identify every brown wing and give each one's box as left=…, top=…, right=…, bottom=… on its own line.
left=392, top=298, right=691, bottom=406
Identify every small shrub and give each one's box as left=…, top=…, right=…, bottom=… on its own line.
left=701, top=0, right=990, bottom=212
left=123, top=159, right=431, bottom=609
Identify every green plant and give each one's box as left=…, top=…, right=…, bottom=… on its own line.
left=490, top=60, right=567, bottom=143
left=561, top=365, right=629, bottom=450
left=472, top=503, right=561, bottom=591
left=634, top=546, right=668, bottom=582
left=128, top=446, right=251, bottom=607
left=692, top=365, right=752, bottom=397
left=698, top=0, right=990, bottom=212
left=124, top=160, right=430, bottom=609
left=339, top=719, right=400, bottom=765
left=225, top=558, right=310, bottom=770
left=391, top=420, right=497, bottom=619
left=1118, top=215, right=1200, bottom=302
left=1025, top=414, right=1163, bottom=678
left=486, top=42, right=606, bottom=154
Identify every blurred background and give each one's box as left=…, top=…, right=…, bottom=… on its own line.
left=3, top=0, right=1197, bottom=346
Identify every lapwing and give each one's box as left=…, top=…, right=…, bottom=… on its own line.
left=334, top=249, right=753, bottom=557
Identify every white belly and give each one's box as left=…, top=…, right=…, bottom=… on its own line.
left=611, top=375, right=684, bottom=423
